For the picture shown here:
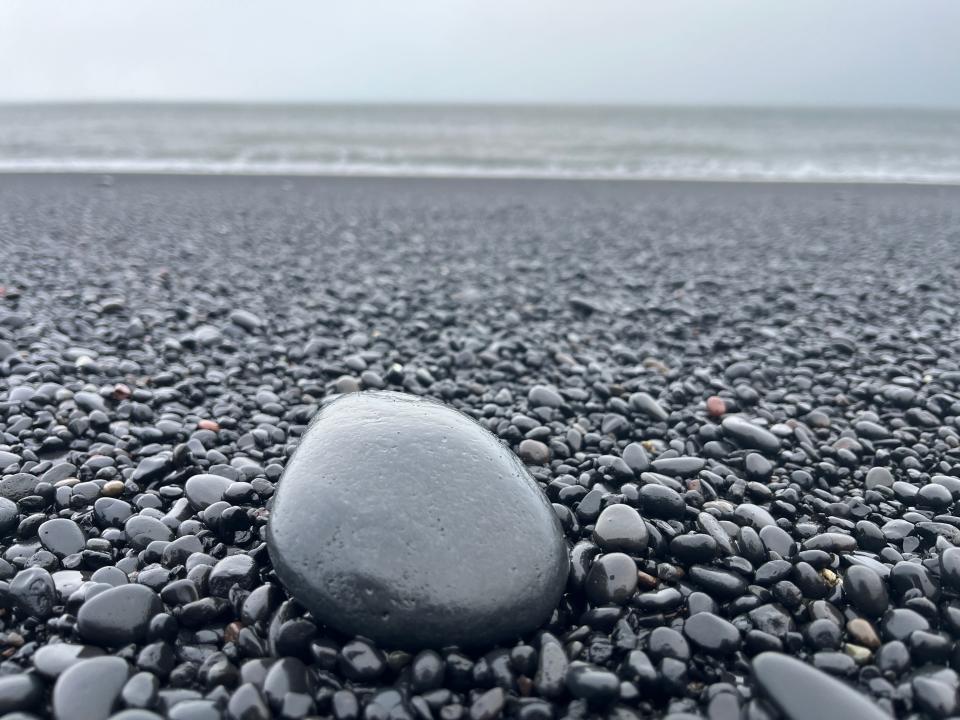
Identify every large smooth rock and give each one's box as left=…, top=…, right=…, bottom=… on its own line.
left=267, top=391, right=568, bottom=648
left=52, top=656, right=130, bottom=720
left=77, top=584, right=162, bottom=647
left=752, top=651, right=890, bottom=720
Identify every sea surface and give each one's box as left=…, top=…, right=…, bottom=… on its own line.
left=1, top=103, right=959, bottom=183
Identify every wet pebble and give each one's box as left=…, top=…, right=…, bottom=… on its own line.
left=752, top=652, right=889, bottom=720
left=52, top=656, right=130, bottom=720
left=585, top=552, right=638, bottom=605
left=267, top=391, right=568, bottom=648
left=78, top=584, right=162, bottom=646
left=683, top=612, right=741, bottom=655
left=593, top=504, right=648, bottom=553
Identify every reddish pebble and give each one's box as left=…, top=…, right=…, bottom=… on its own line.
left=198, top=419, right=220, bottom=432
left=224, top=621, right=242, bottom=644
left=113, top=383, right=132, bottom=400
left=706, top=395, right=726, bottom=418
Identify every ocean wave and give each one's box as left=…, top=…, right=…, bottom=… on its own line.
left=0, top=157, right=958, bottom=184
left=2, top=104, right=960, bottom=184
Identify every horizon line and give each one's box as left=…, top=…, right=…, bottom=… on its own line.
left=1, top=99, right=959, bottom=113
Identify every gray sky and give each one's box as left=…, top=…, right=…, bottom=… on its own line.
left=1, top=0, right=958, bottom=107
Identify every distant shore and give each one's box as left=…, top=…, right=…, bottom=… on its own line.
left=2, top=102, right=959, bottom=184
left=2, top=170, right=960, bottom=191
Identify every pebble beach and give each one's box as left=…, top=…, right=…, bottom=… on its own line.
left=2, top=173, right=960, bottom=719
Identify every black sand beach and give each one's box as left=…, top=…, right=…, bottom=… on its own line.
left=3, top=174, right=960, bottom=718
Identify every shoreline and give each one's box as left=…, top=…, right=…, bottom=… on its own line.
left=2, top=169, right=960, bottom=191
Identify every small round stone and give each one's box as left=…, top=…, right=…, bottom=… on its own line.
left=864, top=467, right=894, bottom=489
left=208, top=554, right=258, bottom=598
left=640, top=484, right=686, bottom=519
left=565, top=662, right=620, bottom=704
left=705, top=396, right=726, bottom=418
left=267, top=391, right=568, bottom=648
left=592, top=504, right=648, bottom=553
left=77, top=584, right=163, bottom=646
left=684, top=612, right=741, bottom=655
left=844, top=566, right=889, bottom=618
left=585, top=552, right=638, bottom=605
left=517, top=439, right=551, bottom=465
left=184, top=473, right=232, bottom=511
left=100, top=480, right=125, bottom=497
left=38, top=518, right=85, bottom=557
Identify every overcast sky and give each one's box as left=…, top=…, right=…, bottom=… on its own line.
left=1, top=0, right=958, bottom=107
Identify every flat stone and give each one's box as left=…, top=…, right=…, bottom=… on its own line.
left=229, top=309, right=263, bottom=331
left=266, top=391, right=568, bottom=648
left=722, top=416, right=780, bottom=455
left=565, top=662, right=620, bottom=703
left=0, top=450, right=19, bottom=471
left=52, top=656, right=130, bottom=720
left=684, top=611, right=741, bottom=655
left=864, top=467, right=894, bottom=489
left=528, top=385, right=564, bottom=409
left=0, top=496, right=18, bottom=538
left=629, top=392, right=669, bottom=421
left=78, top=584, right=163, bottom=646
left=123, top=515, right=172, bottom=549
left=0, top=473, right=37, bottom=502
left=38, top=518, right=86, bottom=557
left=33, top=643, right=106, bottom=679
left=184, top=473, right=232, bottom=511
left=0, top=673, right=44, bottom=715
left=753, top=651, right=890, bottom=720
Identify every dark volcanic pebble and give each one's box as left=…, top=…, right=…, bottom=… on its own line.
left=565, top=662, right=620, bottom=703
left=9, top=566, right=55, bottom=618
left=52, top=656, right=130, bottom=720
left=585, top=552, right=638, bottom=605
left=753, top=652, right=888, bottom=720
left=267, top=391, right=568, bottom=648
left=77, top=584, right=163, bottom=646
left=184, top=473, right=233, bottom=510
left=844, top=566, right=889, bottom=618
left=0, top=497, right=18, bottom=536
left=5, top=176, right=960, bottom=720
left=683, top=612, right=741, bottom=654
left=32, top=644, right=106, bottom=679
left=208, top=553, right=259, bottom=597
left=592, top=504, right=648, bottom=553
left=721, top=416, right=780, bottom=454
left=0, top=673, right=44, bottom=715
left=37, top=518, right=85, bottom=556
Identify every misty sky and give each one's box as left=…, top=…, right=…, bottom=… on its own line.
left=1, top=0, right=958, bottom=107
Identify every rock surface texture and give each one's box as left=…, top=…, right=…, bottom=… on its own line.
left=267, top=391, right=569, bottom=648
left=0, top=176, right=956, bottom=718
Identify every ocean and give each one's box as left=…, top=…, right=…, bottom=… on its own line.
left=0, top=103, right=959, bottom=184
